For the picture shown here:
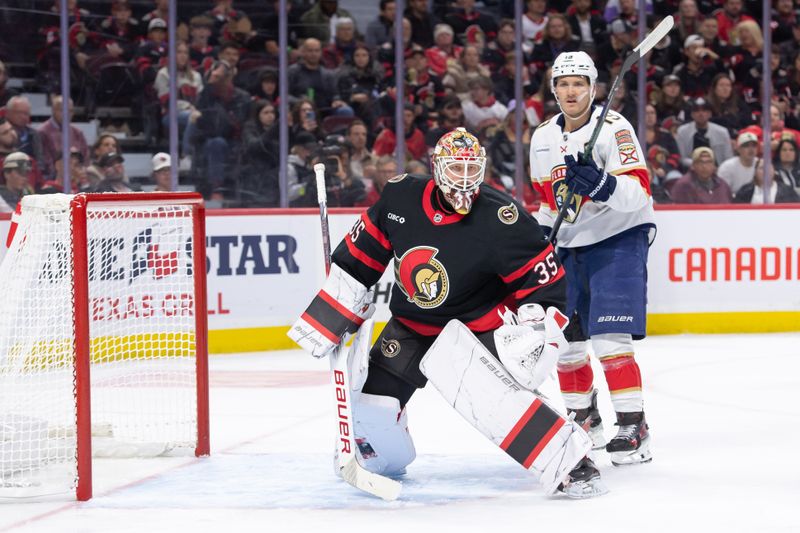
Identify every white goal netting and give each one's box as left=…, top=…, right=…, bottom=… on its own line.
left=0, top=194, right=205, bottom=499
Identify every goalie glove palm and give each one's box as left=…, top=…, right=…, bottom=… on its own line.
left=494, top=305, right=570, bottom=391
left=564, top=154, right=617, bottom=202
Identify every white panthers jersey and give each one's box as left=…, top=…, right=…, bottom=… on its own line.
left=529, top=107, right=655, bottom=248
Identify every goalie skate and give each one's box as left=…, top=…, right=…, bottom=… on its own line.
left=568, top=389, right=606, bottom=450
left=607, top=412, right=652, bottom=466
left=558, top=456, right=609, bottom=499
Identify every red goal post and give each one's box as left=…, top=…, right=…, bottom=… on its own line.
left=0, top=192, right=209, bottom=501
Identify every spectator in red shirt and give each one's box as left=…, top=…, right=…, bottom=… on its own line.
left=670, top=146, right=733, bottom=203
left=714, top=0, right=753, bottom=44
left=357, top=154, right=397, bottom=207
left=372, top=104, right=428, bottom=162
left=739, top=103, right=800, bottom=151
left=425, top=24, right=463, bottom=77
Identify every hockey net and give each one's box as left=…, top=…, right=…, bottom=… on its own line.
left=0, top=193, right=209, bottom=500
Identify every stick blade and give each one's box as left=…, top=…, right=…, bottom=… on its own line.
left=340, top=457, right=402, bottom=501
left=633, top=15, right=674, bottom=55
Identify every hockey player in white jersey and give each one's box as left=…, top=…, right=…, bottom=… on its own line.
left=529, top=51, right=654, bottom=467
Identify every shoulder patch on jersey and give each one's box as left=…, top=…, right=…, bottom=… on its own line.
left=497, top=203, right=519, bottom=225
left=614, top=128, right=640, bottom=164
left=535, top=119, right=551, bottom=131
left=615, top=129, right=633, bottom=145
left=388, top=173, right=408, bottom=183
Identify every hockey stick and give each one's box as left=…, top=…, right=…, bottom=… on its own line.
left=548, top=15, right=674, bottom=245
left=314, top=164, right=402, bottom=501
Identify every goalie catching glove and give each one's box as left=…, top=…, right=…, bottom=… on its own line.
left=494, top=304, right=569, bottom=391
left=288, top=263, right=375, bottom=357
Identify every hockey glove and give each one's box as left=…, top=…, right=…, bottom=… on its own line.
left=564, top=154, right=617, bottom=202
left=287, top=263, right=375, bottom=358
left=494, top=304, right=569, bottom=391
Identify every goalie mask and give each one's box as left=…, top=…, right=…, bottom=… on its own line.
left=550, top=51, right=598, bottom=121
left=431, top=128, right=486, bottom=215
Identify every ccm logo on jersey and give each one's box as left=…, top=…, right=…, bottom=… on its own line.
left=388, top=212, right=406, bottom=224
left=597, top=315, right=633, bottom=323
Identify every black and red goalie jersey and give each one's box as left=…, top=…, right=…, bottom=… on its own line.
left=331, top=173, right=566, bottom=336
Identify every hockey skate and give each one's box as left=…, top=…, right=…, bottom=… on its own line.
left=606, top=411, right=652, bottom=466
left=558, top=456, right=609, bottom=499
left=567, top=389, right=606, bottom=450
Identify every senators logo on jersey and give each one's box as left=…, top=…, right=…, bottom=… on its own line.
left=394, top=246, right=449, bottom=308
left=551, top=164, right=583, bottom=223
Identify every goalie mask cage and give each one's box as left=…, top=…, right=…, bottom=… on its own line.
left=0, top=193, right=209, bottom=501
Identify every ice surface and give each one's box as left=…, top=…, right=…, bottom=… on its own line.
left=1, top=333, right=798, bottom=533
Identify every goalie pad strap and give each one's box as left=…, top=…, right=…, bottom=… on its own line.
left=501, top=399, right=565, bottom=468
left=303, top=289, right=366, bottom=342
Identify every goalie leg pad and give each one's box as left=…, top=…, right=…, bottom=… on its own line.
left=352, top=393, right=416, bottom=476
left=348, top=318, right=374, bottom=398
left=420, top=320, right=592, bottom=495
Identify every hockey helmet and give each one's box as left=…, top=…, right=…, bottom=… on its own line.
left=550, top=51, right=598, bottom=91
left=550, top=51, right=598, bottom=119
left=431, top=127, right=486, bottom=215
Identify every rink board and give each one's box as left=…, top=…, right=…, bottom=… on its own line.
left=1, top=204, right=798, bottom=352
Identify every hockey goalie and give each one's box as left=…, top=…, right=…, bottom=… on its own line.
left=288, top=128, right=607, bottom=499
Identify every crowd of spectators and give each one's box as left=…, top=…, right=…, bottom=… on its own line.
left=0, top=0, right=799, bottom=208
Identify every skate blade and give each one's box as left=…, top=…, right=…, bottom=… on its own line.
left=561, top=477, right=610, bottom=499
left=610, top=437, right=652, bottom=466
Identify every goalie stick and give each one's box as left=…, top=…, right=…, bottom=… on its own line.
left=314, top=163, right=402, bottom=501
left=548, top=15, right=674, bottom=245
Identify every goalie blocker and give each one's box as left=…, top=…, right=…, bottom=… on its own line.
left=420, top=319, right=593, bottom=495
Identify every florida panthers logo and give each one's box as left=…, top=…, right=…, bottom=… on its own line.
left=394, top=246, right=449, bottom=308
left=551, top=164, right=583, bottom=223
